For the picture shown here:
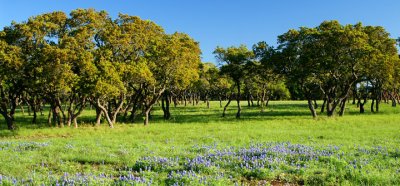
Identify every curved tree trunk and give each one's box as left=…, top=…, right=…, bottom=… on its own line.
left=339, top=98, right=347, bottom=116
left=96, top=98, right=114, bottom=128
left=20, top=104, right=24, bottom=115
left=307, top=99, right=317, bottom=118
left=320, top=98, right=327, bottom=113
left=265, top=97, right=270, bottom=107
left=222, top=94, right=232, bottom=117
left=313, top=99, right=318, bottom=109
left=6, top=115, right=14, bottom=130
left=0, top=112, right=15, bottom=130
left=143, top=87, right=165, bottom=126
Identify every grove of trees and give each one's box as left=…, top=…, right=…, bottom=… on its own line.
left=1, top=9, right=400, bottom=130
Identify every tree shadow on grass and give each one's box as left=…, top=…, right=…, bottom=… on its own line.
left=0, top=103, right=314, bottom=131
left=2, top=101, right=388, bottom=133
left=146, top=104, right=313, bottom=124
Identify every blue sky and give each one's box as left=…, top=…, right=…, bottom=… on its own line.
left=1, top=0, right=400, bottom=63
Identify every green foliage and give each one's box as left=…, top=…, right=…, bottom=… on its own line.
left=214, top=45, right=253, bottom=83
left=0, top=9, right=202, bottom=128
left=277, top=20, right=399, bottom=116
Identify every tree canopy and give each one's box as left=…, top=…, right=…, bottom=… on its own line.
left=1, top=11, right=399, bottom=130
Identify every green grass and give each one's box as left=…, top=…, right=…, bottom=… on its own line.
left=0, top=100, right=399, bottom=185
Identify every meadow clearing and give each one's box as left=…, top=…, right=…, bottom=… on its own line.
left=0, top=100, right=399, bottom=185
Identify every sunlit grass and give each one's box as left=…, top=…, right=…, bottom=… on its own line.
left=0, top=100, right=399, bottom=185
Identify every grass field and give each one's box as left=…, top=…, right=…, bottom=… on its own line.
left=0, top=100, right=400, bottom=185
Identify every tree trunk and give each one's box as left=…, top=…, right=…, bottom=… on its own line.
left=339, top=98, right=347, bottom=116
left=236, top=83, right=241, bottom=119
left=219, top=96, right=222, bottom=108
left=96, top=99, right=114, bottom=128
left=265, top=98, right=270, bottom=107
left=313, top=99, right=318, bottom=109
left=307, top=99, right=317, bottom=118
left=359, top=98, right=366, bottom=113
left=67, top=111, right=72, bottom=127
left=196, top=95, right=200, bottom=105
left=122, top=105, right=131, bottom=122
left=66, top=101, right=73, bottom=127
left=261, top=89, right=266, bottom=112
left=326, top=100, right=334, bottom=117
left=161, top=96, right=166, bottom=119
left=222, top=94, right=232, bottom=117
left=326, top=96, right=341, bottom=117
left=50, top=104, right=60, bottom=127
left=320, top=98, right=327, bottom=113
left=128, top=91, right=143, bottom=123
left=371, top=99, right=375, bottom=113
left=6, top=115, right=14, bottom=130
left=0, top=109, right=15, bottom=130
left=391, top=93, right=397, bottom=107
left=111, top=95, right=125, bottom=124
left=144, top=108, right=150, bottom=126
left=173, top=96, right=178, bottom=108
left=352, top=85, right=357, bottom=104
left=166, top=93, right=171, bottom=119
left=376, top=98, right=380, bottom=112
left=68, top=99, right=86, bottom=128
left=161, top=91, right=171, bottom=120
left=32, top=109, right=37, bottom=124
left=39, top=102, right=44, bottom=116
left=206, top=94, right=210, bottom=109
left=20, top=105, right=24, bottom=115
left=48, top=109, right=52, bottom=127
left=95, top=107, right=102, bottom=126
left=247, top=94, right=251, bottom=107
left=55, top=98, right=67, bottom=127
left=73, top=117, right=78, bottom=128
left=129, top=105, right=138, bottom=123
left=360, top=104, right=365, bottom=113
left=143, top=88, right=166, bottom=125
left=27, top=102, right=31, bottom=116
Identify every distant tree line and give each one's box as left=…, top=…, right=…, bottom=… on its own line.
left=1, top=9, right=399, bottom=130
